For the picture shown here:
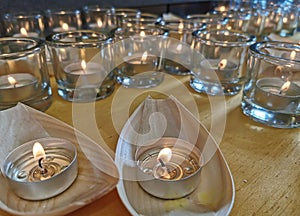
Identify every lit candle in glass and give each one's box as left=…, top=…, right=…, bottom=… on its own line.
left=88, top=18, right=103, bottom=30
left=64, top=60, right=104, bottom=86
left=13, top=27, right=39, bottom=38
left=2, top=137, right=78, bottom=200
left=53, top=22, right=76, bottom=32
left=200, top=58, right=239, bottom=79
left=122, top=51, right=157, bottom=74
left=0, top=73, right=38, bottom=102
left=254, top=77, right=300, bottom=111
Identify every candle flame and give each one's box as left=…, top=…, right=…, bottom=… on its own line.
left=219, top=6, right=226, bottom=12
left=178, top=22, right=184, bottom=30
left=157, top=147, right=172, bottom=163
left=256, top=17, right=262, bottom=26
left=279, top=80, right=291, bottom=94
left=157, top=147, right=172, bottom=179
left=33, top=142, right=46, bottom=161
left=218, top=59, right=227, bottom=70
left=141, top=51, right=148, bottom=63
left=20, top=27, right=28, bottom=36
left=290, top=51, right=296, bottom=60
left=97, top=19, right=103, bottom=27
left=140, top=31, right=146, bottom=37
left=62, top=23, right=69, bottom=31
left=176, top=44, right=183, bottom=52
left=7, top=76, right=17, bottom=86
left=81, top=60, right=87, bottom=71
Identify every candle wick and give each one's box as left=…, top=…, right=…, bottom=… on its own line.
left=13, top=82, right=18, bottom=88
left=158, top=158, right=166, bottom=167
left=38, top=157, right=48, bottom=175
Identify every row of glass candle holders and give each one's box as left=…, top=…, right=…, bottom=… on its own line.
left=0, top=2, right=299, bottom=40
left=0, top=26, right=299, bottom=129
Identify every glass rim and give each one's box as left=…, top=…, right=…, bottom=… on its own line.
left=3, top=12, right=43, bottom=20
left=82, top=5, right=112, bottom=13
left=44, top=8, right=81, bottom=16
left=250, top=41, right=300, bottom=64
left=45, top=30, right=113, bottom=47
left=192, top=29, right=256, bottom=47
left=158, top=19, right=206, bottom=31
left=0, top=37, right=44, bottom=59
left=114, top=26, right=169, bottom=37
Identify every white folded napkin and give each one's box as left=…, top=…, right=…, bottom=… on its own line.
left=0, top=103, right=49, bottom=168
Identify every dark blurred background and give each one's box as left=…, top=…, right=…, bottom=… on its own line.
left=0, top=0, right=217, bottom=17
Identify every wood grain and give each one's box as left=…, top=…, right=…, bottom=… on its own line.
left=0, top=74, right=299, bottom=216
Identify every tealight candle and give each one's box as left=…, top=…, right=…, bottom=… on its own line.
left=2, top=137, right=78, bottom=200
left=53, top=23, right=76, bottom=33
left=0, top=73, right=38, bottom=103
left=191, top=29, right=256, bottom=96
left=13, top=27, right=39, bottom=38
left=254, top=77, right=300, bottom=111
left=123, top=51, right=157, bottom=72
left=201, top=59, right=239, bottom=79
left=136, top=137, right=203, bottom=199
left=119, top=51, right=162, bottom=88
left=64, top=60, right=104, bottom=85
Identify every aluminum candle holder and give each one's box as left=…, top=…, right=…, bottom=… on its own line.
left=136, top=137, right=203, bottom=199
left=2, top=137, right=78, bottom=200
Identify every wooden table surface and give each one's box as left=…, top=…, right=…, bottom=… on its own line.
left=1, top=74, right=299, bottom=216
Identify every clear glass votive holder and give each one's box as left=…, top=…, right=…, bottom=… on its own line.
left=111, top=7, right=141, bottom=28
left=225, top=9, right=252, bottom=33
left=191, top=29, right=256, bottom=96
left=0, top=37, right=52, bottom=111
left=136, top=137, right=203, bottom=199
left=186, top=13, right=228, bottom=29
left=2, top=12, right=46, bottom=38
left=46, top=30, right=115, bottom=102
left=279, top=2, right=299, bottom=37
left=121, top=13, right=161, bottom=28
left=114, top=26, right=168, bottom=88
left=2, top=137, right=78, bottom=200
left=44, top=8, right=83, bottom=35
left=158, top=20, right=204, bottom=75
left=82, top=5, right=117, bottom=34
left=260, top=5, right=283, bottom=38
left=242, top=41, right=300, bottom=128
